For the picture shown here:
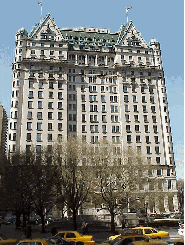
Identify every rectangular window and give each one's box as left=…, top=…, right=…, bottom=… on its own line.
left=29, top=81, right=34, bottom=88
left=58, top=102, right=62, bottom=109
left=136, top=135, right=140, bottom=143
left=37, top=133, right=42, bottom=142
left=48, top=102, right=53, bottom=109
left=27, top=111, right=32, bottom=119
left=58, top=92, right=62, bottom=100
left=49, top=81, right=53, bottom=89
left=27, top=133, right=31, bottom=141
left=102, top=105, right=106, bottom=112
left=127, top=135, right=131, bottom=143
left=48, top=112, right=52, bottom=119
left=48, top=134, right=52, bottom=141
left=133, top=95, right=137, bottom=102
left=144, top=125, right=149, bottom=133
left=38, top=101, right=42, bottom=109
left=58, top=112, right=62, bottom=120
left=37, top=122, right=42, bottom=130
left=28, top=101, right=33, bottom=109
left=27, top=122, right=32, bottom=130
left=28, top=91, right=33, bottom=98
left=48, top=123, right=52, bottom=131
left=146, top=136, right=150, bottom=143
left=49, top=91, right=53, bottom=99
left=58, top=123, right=62, bottom=131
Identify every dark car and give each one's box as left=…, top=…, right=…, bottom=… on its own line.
left=46, top=236, right=75, bottom=245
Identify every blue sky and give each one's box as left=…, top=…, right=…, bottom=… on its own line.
left=0, top=0, right=184, bottom=178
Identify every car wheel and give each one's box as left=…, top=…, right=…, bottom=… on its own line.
left=76, top=242, right=84, bottom=245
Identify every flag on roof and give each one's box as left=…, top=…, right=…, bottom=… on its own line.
left=38, top=1, right=42, bottom=5
left=126, top=6, right=132, bottom=11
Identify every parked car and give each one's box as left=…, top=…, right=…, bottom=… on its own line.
left=47, top=236, right=75, bottom=245
left=102, top=234, right=149, bottom=245
left=133, top=227, right=169, bottom=239
left=57, top=231, right=95, bottom=245
left=17, top=238, right=49, bottom=245
left=0, top=234, right=18, bottom=245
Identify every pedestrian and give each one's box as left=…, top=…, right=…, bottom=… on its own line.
left=84, top=221, right=88, bottom=234
left=122, top=219, right=125, bottom=229
left=81, top=221, right=86, bottom=235
left=51, top=226, right=57, bottom=236
left=26, top=223, right=32, bottom=239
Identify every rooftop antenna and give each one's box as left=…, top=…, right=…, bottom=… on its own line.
left=38, top=1, right=42, bottom=23
left=126, top=6, right=132, bottom=24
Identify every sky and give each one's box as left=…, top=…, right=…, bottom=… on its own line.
left=0, top=0, right=184, bottom=178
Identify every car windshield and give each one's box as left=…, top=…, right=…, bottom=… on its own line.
left=0, top=234, right=8, bottom=240
left=110, top=237, right=123, bottom=245
left=152, top=229, right=158, bottom=233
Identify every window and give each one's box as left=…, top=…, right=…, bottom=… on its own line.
left=101, top=95, right=105, bottom=102
left=37, top=122, right=42, bottom=130
left=141, top=86, right=145, bottom=93
left=38, top=81, right=43, bottom=88
left=153, top=125, right=158, bottom=133
left=49, top=81, right=54, bottom=89
left=27, top=111, right=32, bottom=119
left=142, top=96, right=146, bottom=103
left=124, top=95, right=129, bottom=102
left=29, top=81, right=34, bottom=88
left=37, top=133, right=42, bottom=142
left=135, top=125, right=139, bottom=132
left=136, top=135, right=140, bottom=143
left=48, top=102, right=53, bottom=109
left=154, top=136, right=159, bottom=143
left=58, top=92, right=62, bottom=100
left=125, top=114, right=129, bottom=122
left=58, top=112, right=62, bottom=120
left=133, top=95, right=137, bottom=102
left=133, top=105, right=138, bottom=112
left=102, top=125, right=106, bottom=133
left=27, top=133, right=31, bottom=141
left=91, top=136, right=98, bottom=144
left=155, top=146, right=160, bottom=154
left=156, top=157, right=160, bottom=164
left=143, top=105, right=147, bottom=112
left=58, top=123, right=62, bottom=131
left=144, top=115, right=148, bottom=122
left=102, top=105, right=106, bottom=112
left=147, top=146, right=151, bottom=154
left=152, top=116, right=157, bottom=123
left=126, top=125, right=131, bottom=132
left=28, top=101, right=33, bottom=109
left=31, top=50, right=35, bottom=54
left=38, top=101, right=42, bottom=109
left=48, top=134, right=52, bottom=141
left=58, top=81, right=63, bottom=89
left=48, top=123, right=52, bottom=131
left=146, top=136, right=150, bottom=143
left=49, top=91, right=53, bottom=99
left=90, top=105, right=97, bottom=112
left=58, top=102, right=62, bottom=109
left=149, top=87, right=153, bottom=94
left=144, top=125, right=149, bottom=133
left=150, top=96, right=154, bottom=103
left=82, top=125, right=86, bottom=132
left=151, top=106, right=156, bottom=113
left=134, top=115, right=139, bottom=122
left=101, top=86, right=105, bottom=92
left=125, top=104, right=129, bottom=112
left=28, top=91, right=33, bottom=98
left=112, top=126, right=119, bottom=133
left=127, top=135, right=131, bottom=143
left=37, top=112, right=42, bottom=120
left=102, top=115, right=106, bottom=122
left=27, top=122, right=32, bottom=130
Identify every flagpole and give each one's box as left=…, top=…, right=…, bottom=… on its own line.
left=41, top=3, right=42, bottom=23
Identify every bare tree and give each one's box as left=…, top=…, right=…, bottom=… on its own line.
left=91, top=142, right=148, bottom=232
left=54, top=136, right=94, bottom=230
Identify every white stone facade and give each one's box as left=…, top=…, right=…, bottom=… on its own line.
left=8, top=14, right=178, bottom=212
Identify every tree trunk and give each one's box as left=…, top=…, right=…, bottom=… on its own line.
left=15, top=210, right=21, bottom=228
left=40, top=213, right=46, bottom=233
left=72, top=208, right=77, bottom=231
left=110, top=210, right=115, bottom=233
